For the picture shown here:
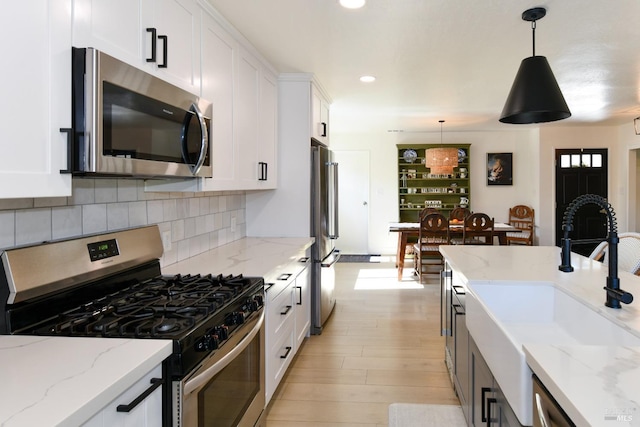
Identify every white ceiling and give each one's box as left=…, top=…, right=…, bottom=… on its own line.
left=205, top=0, right=640, bottom=133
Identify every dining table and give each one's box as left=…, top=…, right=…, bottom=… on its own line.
left=389, top=221, right=521, bottom=280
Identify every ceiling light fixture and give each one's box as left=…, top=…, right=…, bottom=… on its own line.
left=360, top=75, right=376, bottom=83
left=339, top=0, right=365, bottom=9
left=499, top=7, right=571, bottom=124
left=425, top=120, right=458, bottom=175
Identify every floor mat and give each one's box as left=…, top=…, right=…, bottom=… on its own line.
left=337, top=254, right=381, bottom=263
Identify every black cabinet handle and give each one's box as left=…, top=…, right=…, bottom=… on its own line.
left=277, top=273, right=292, bottom=281
left=258, top=162, right=268, bottom=181
left=481, top=387, right=492, bottom=422
left=59, top=128, right=72, bottom=173
left=116, top=378, right=163, bottom=412
left=452, top=285, right=466, bottom=295
left=296, top=286, right=302, bottom=305
left=486, top=397, right=497, bottom=426
left=298, top=257, right=309, bottom=263
left=146, top=28, right=157, bottom=63
left=280, top=346, right=292, bottom=359
left=265, top=283, right=274, bottom=291
left=280, top=305, right=292, bottom=315
left=321, top=122, right=327, bottom=137
left=158, top=35, right=168, bottom=68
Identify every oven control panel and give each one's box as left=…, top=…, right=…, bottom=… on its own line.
left=87, top=239, right=120, bottom=261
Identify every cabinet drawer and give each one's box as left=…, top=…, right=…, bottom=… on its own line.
left=266, top=321, right=295, bottom=403
left=267, top=281, right=294, bottom=336
left=82, top=364, right=163, bottom=427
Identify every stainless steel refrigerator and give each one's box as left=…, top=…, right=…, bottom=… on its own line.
left=310, top=140, right=340, bottom=334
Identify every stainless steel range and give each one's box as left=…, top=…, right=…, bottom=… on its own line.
left=0, top=225, right=265, bottom=427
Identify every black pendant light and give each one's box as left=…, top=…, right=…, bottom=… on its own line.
left=500, top=7, right=571, bottom=124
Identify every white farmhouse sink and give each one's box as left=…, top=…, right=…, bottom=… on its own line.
left=465, top=282, right=640, bottom=426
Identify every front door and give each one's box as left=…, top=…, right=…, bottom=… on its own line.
left=555, top=149, right=608, bottom=256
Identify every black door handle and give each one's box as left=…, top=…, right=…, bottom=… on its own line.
left=158, top=35, right=168, bottom=68
left=59, top=128, right=72, bottom=173
left=146, top=28, right=157, bottom=63
left=116, top=378, right=164, bottom=412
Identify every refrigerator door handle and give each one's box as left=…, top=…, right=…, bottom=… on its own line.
left=321, top=250, right=341, bottom=267
left=327, top=161, right=339, bottom=239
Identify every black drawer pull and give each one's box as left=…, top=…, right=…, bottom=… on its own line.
left=277, top=273, right=292, bottom=281
left=116, top=377, right=163, bottom=412
left=280, top=305, right=292, bottom=315
left=486, top=397, right=497, bottom=427
left=280, top=346, right=292, bottom=359
left=481, top=387, right=492, bottom=422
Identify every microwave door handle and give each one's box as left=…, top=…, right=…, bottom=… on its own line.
left=181, top=103, right=209, bottom=175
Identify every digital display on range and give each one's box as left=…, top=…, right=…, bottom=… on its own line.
left=87, top=239, right=119, bottom=262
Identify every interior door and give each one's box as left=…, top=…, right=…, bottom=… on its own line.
left=555, top=149, right=608, bottom=256
left=333, top=150, right=370, bottom=254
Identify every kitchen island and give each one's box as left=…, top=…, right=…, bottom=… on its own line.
left=439, top=245, right=640, bottom=427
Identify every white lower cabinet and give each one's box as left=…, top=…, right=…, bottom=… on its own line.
left=82, top=364, right=164, bottom=427
left=265, top=251, right=311, bottom=404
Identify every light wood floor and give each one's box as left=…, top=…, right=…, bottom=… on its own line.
left=265, top=259, right=458, bottom=427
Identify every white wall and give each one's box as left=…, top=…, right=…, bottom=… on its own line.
left=331, top=121, right=635, bottom=254
left=330, top=127, right=538, bottom=254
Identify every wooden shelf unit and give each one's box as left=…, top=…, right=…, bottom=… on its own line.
left=397, top=144, right=471, bottom=223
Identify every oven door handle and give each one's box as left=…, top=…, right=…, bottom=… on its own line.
left=184, top=311, right=264, bottom=395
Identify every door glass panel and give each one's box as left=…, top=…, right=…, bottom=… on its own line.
left=198, top=334, right=260, bottom=427
left=592, top=154, right=603, bottom=167
left=582, top=154, right=591, bottom=167
left=571, top=154, right=581, bottom=167
left=560, top=155, right=570, bottom=168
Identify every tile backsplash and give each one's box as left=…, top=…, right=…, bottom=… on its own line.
left=0, top=178, right=246, bottom=267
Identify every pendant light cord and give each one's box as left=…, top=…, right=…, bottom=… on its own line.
left=531, top=20, right=536, bottom=57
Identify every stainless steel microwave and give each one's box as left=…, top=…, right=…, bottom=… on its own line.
left=72, top=47, right=211, bottom=178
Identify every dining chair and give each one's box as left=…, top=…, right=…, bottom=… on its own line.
left=418, top=207, right=440, bottom=220
left=449, top=207, right=471, bottom=223
left=452, top=212, right=494, bottom=245
left=412, top=213, right=450, bottom=282
left=588, top=232, right=640, bottom=275
left=506, top=205, right=534, bottom=245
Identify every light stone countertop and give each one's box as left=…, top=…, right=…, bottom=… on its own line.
left=0, top=237, right=313, bottom=427
left=439, top=245, right=640, bottom=427
left=0, top=336, right=172, bottom=427
left=162, top=237, right=315, bottom=280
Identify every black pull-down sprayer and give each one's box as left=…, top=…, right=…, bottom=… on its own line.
left=558, top=194, right=633, bottom=308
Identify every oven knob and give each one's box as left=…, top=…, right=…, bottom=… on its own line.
left=213, top=325, right=228, bottom=340
left=225, top=312, right=241, bottom=325
left=196, top=334, right=219, bottom=352
left=248, top=298, right=259, bottom=312
left=253, top=295, right=264, bottom=307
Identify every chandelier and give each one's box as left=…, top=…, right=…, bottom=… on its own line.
left=425, top=120, right=458, bottom=175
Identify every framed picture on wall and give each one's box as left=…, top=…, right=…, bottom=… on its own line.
left=487, top=153, right=513, bottom=185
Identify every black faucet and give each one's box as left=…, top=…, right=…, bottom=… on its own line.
left=558, top=194, right=634, bottom=309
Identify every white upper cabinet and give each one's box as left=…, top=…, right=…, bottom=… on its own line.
left=311, top=85, right=331, bottom=144
left=200, top=11, right=236, bottom=188
left=146, top=5, right=278, bottom=192
left=73, top=0, right=201, bottom=94
left=258, top=68, right=278, bottom=188
left=0, top=1, right=73, bottom=198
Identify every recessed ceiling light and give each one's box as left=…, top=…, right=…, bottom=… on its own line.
left=340, top=0, right=365, bottom=9
left=360, top=75, right=376, bottom=83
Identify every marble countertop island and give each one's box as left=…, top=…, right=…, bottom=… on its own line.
left=439, top=245, right=640, bottom=427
